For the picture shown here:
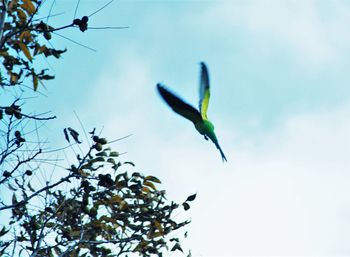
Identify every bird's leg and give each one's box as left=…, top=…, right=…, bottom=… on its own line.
left=204, top=135, right=208, bottom=140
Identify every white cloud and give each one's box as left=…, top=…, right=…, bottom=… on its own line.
left=195, top=0, right=350, bottom=69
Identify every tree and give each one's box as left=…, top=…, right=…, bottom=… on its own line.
left=0, top=1, right=194, bottom=256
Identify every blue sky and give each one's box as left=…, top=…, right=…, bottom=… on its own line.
left=12, top=0, right=350, bottom=255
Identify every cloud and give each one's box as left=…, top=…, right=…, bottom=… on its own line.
left=194, top=0, right=350, bottom=69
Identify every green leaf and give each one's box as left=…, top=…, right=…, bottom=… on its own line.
left=171, top=242, right=183, bottom=252
left=0, top=226, right=9, bottom=237
left=182, top=202, right=190, bottom=211
left=185, top=193, right=197, bottom=202
left=109, top=151, right=119, bottom=157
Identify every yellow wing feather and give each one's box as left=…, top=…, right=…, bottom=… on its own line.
left=199, top=62, right=210, bottom=120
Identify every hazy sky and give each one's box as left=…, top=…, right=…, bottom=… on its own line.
left=16, top=0, right=350, bottom=256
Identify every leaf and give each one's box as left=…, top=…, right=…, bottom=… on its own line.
left=21, top=0, right=36, bottom=15
left=149, top=231, right=163, bottom=238
left=67, top=127, right=81, bottom=144
left=171, top=242, right=183, bottom=252
left=69, top=230, right=81, bottom=238
left=91, top=156, right=105, bottom=163
left=109, top=195, right=123, bottom=204
left=45, top=222, right=55, bottom=228
left=133, top=240, right=148, bottom=252
left=27, top=182, right=35, bottom=192
left=37, top=45, right=48, bottom=55
left=32, top=74, right=38, bottom=91
left=10, top=72, right=19, bottom=85
left=96, top=151, right=107, bottom=157
left=78, top=169, right=89, bottom=177
left=63, top=128, right=69, bottom=143
left=19, top=42, right=32, bottom=61
left=12, top=193, right=18, bottom=205
left=119, top=200, right=128, bottom=210
left=185, top=193, right=197, bottom=202
left=17, top=9, right=27, bottom=23
left=182, top=202, right=190, bottom=211
left=0, top=227, right=9, bottom=237
left=8, top=183, right=17, bottom=191
left=144, top=175, right=161, bottom=184
left=123, top=161, right=135, bottom=166
left=107, top=158, right=115, bottom=164
left=109, top=151, right=119, bottom=157
left=100, top=215, right=115, bottom=223
left=53, top=246, right=62, bottom=255
left=141, top=186, right=150, bottom=193
left=154, top=221, right=164, bottom=235
left=143, top=181, right=157, bottom=191
left=19, top=30, right=31, bottom=42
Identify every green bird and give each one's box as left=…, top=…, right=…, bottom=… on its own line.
left=157, top=62, right=227, bottom=162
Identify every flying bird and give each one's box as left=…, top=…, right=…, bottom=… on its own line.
left=157, top=62, right=227, bottom=162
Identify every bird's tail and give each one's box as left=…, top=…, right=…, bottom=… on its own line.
left=207, top=131, right=227, bottom=162
left=216, top=143, right=227, bottom=162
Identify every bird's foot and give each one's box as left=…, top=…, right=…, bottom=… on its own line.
left=204, top=135, right=208, bottom=140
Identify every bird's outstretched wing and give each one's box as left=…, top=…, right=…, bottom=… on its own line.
left=157, top=83, right=202, bottom=124
left=199, top=62, right=210, bottom=120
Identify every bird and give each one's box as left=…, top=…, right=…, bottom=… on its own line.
left=157, top=62, right=227, bottom=162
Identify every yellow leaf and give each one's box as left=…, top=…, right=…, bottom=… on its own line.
left=143, top=181, right=157, bottom=191
left=33, top=74, right=38, bottom=91
left=154, top=220, right=164, bottom=235
left=20, top=30, right=32, bottom=42
left=149, top=231, right=163, bottom=238
left=144, top=175, right=161, bottom=184
left=37, top=45, right=47, bottom=54
left=69, top=230, right=81, bottom=238
left=10, top=72, right=19, bottom=84
left=19, top=42, right=32, bottom=61
left=100, top=215, right=114, bottom=223
left=0, top=50, right=8, bottom=57
left=17, top=9, right=27, bottom=23
left=141, top=186, right=150, bottom=193
left=133, top=240, right=147, bottom=252
left=21, top=0, right=36, bottom=15
left=78, top=169, right=89, bottom=177
left=119, top=200, right=128, bottom=210
left=109, top=195, right=123, bottom=204
left=91, top=220, right=102, bottom=228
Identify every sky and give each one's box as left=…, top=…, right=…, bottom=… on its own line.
left=8, top=0, right=350, bottom=256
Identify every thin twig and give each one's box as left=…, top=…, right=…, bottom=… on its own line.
left=73, top=0, right=81, bottom=19
left=88, top=26, right=129, bottom=30
left=88, top=0, right=114, bottom=17
left=52, top=32, right=97, bottom=52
